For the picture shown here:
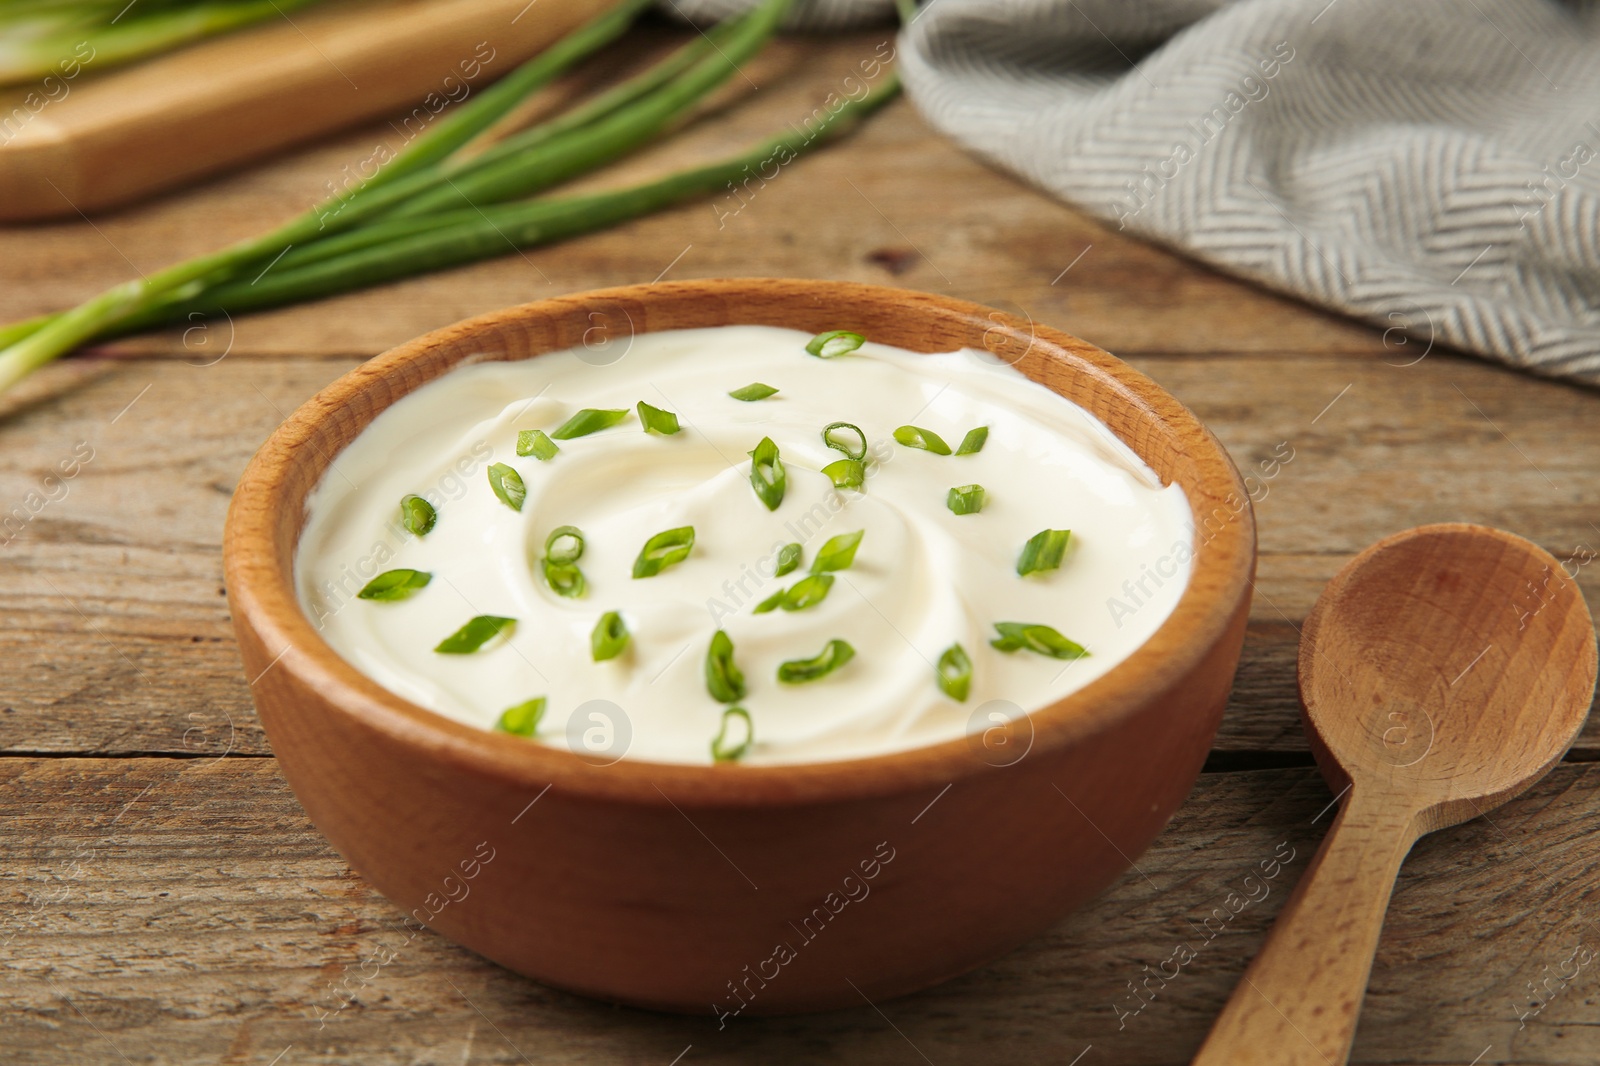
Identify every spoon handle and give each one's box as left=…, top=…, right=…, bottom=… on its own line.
left=1191, top=786, right=1421, bottom=1065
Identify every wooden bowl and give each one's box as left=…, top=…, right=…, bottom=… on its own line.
left=224, top=279, right=1256, bottom=1015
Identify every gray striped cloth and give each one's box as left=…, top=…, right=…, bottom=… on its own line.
left=677, top=0, right=1600, bottom=383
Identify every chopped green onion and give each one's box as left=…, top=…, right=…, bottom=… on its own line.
left=357, top=568, right=432, bottom=602
left=1017, top=529, right=1071, bottom=576
left=633, top=525, right=695, bottom=578
left=542, top=561, right=586, bottom=598
left=777, top=639, right=856, bottom=683
left=400, top=494, right=436, bottom=536
left=774, top=542, right=802, bottom=576
left=435, top=615, right=516, bottom=654
left=782, top=573, right=834, bottom=610
left=822, top=421, right=867, bottom=461
left=637, top=400, right=681, bottom=435
left=990, top=622, right=1088, bottom=660
left=730, top=382, right=778, bottom=401
left=711, top=706, right=753, bottom=762
left=705, top=629, right=747, bottom=702
left=495, top=697, right=547, bottom=737
left=955, top=426, right=989, bottom=455
left=552, top=407, right=628, bottom=439
left=753, top=588, right=785, bottom=614
left=936, top=643, right=972, bottom=701
left=591, top=611, right=630, bottom=661
left=894, top=425, right=951, bottom=455
left=947, top=484, right=986, bottom=515
left=748, top=436, right=786, bottom=511
left=545, top=525, right=585, bottom=565
left=518, top=429, right=559, bottom=460
left=822, top=458, right=865, bottom=490
left=805, top=330, right=865, bottom=358
left=488, top=463, right=526, bottom=511
left=811, top=529, right=864, bottom=573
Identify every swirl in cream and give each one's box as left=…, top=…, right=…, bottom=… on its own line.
left=295, top=325, right=1192, bottom=765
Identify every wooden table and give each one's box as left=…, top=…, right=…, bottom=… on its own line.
left=3, top=29, right=1596, bottom=1066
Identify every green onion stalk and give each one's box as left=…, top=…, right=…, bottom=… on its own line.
left=0, top=0, right=901, bottom=396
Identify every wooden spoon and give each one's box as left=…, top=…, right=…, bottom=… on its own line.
left=1193, top=523, right=1596, bottom=1065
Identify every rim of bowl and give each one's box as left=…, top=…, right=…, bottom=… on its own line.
left=224, top=279, right=1255, bottom=808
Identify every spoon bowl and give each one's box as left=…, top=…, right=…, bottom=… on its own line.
left=1195, top=524, right=1595, bottom=1065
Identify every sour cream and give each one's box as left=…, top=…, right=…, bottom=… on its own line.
left=295, top=326, right=1192, bottom=765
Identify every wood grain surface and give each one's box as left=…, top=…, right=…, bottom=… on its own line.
left=1, top=27, right=1596, bottom=1066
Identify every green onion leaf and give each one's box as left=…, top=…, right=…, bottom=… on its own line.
left=990, top=622, right=1088, bottom=660
left=805, top=330, right=865, bottom=358
left=753, top=588, right=785, bottom=614
left=729, top=382, right=778, bottom=401
left=705, top=629, right=746, bottom=702
left=946, top=484, right=986, bottom=515
left=633, top=525, right=695, bottom=578
left=955, top=426, right=989, bottom=455
left=777, top=639, right=856, bottom=683
left=811, top=529, right=864, bottom=573
left=545, top=525, right=585, bottom=565
left=487, top=463, right=526, bottom=511
left=542, top=561, right=586, bottom=598
left=775, top=542, right=802, bottom=577
left=780, top=573, right=834, bottom=610
left=710, top=706, right=753, bottom=762
left=400, top=494, right=436, bottom=536
left=552, top=407, right=628, bottom=439
left=637, top=400, right=681, bottom=435
left=822, top=421, right=867, bottom=461
left=822, top=458, right=865, bottom=490
left=894, top=425, right=951, bottom=455
left=517, top=429, right=559, bottom=460
left=591, top=611, right=630, bottom=661
left=748, top=436, right=786, bottom=511
left=936, top=643, right=972, bottom=701
left=495, top=697, right=547, bottom=737
left=357, top=568, right=432, bottom=602
left=1017, top=528, right=1071, bottom=576
left=435, top=615, right=516, bottom=654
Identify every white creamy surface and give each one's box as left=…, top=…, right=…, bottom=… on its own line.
left=295, top=326, right=1193, bottom=765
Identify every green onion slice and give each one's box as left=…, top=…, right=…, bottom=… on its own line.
left=822, top=421, right=867, bottom=461
left=781, top=573, right=834, bottom=610
left=811, top=529, right=864, bottom=573
left=753, top=588, right=785, bottom=614
left=705, top=629, right=747, bottom=703
left=633, top=525, right=695, bottom=578
left=894, top=425, right=952, bottom=455
left=748, top=436, right=786, bottom=511
left=777, top=639, right=856, bottom=683
left=805, top=330, right=866, bottom=358
left=955, top=427, right=989, bottom=455
left=542, top=560, right=586, bottom=598
left=517, top=429, right=559, bottom=460
left=591, top=611, right=630, bottom=661
left=435, top=615, right=516, bottom=654
left=710, top=706, right=753, bottom=762
left=637, top=400, right=681, bottom=435
left=495, top=697, right=547, bottom=737
left=551, top=407, right=628, bottom=440
left=400, top=494, right=436, bottom=536
left=1017, top=528, right=1071, bottom=576
left=729, top=382, right=778, bottom=402
left=774, top=542, right=802, bottom=577
left=488, top=463, right=526, bottom=511
left=822, top=458, right=865, bottom=490
left=947, top=484, right=985, bottom=515
left=357, top=568, right=432, bottom=601
left=936, top=643, right=972, bottom=701
left=545, top=525, right=585, bottom=565
left=990, top=622, right=1088, bottom=660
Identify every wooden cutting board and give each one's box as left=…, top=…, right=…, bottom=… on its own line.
left=0, top=0, right=614, bottom=221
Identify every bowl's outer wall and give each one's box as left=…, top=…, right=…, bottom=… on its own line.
left=225, top=280, right=1256, bottom=1015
